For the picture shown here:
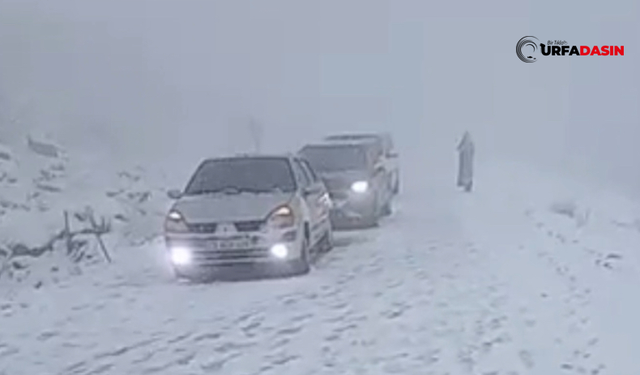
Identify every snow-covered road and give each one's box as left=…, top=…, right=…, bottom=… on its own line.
left=2, top=162, right=640, bottom=375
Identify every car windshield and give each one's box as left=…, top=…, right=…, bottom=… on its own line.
left=299, top=145, right=369, bottom=172
left=183, top=157, right=296, bottom=195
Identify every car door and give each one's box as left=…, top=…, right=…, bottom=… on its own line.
left=369, top=146, right=390, bottom=207
left=299, top=158, right=331, bottom=233
left=382, top=135, right=399, bottom=184
left=291, top=158, right=321, bottom=245
left=370, top=140, right=391, bottom=192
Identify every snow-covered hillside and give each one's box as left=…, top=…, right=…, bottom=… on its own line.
left=0, top=136, right=172, bottom=288
left=1, top=156, right=640, bottom=375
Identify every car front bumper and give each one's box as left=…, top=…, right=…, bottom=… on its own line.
left=328, top=190, right=376, bottom=226
left=164, top=228, right=304, bottom=270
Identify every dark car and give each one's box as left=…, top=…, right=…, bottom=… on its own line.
left=324, top=132, right=399, bottom=194
left=298, top=139, right=393, bottom=229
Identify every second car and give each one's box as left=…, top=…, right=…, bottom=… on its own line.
left=298, top=139, right=393, bottom=229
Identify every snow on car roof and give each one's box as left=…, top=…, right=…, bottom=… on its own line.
left=324, top=133, right=378, bottom=140
left=324, top=132, right=391, bottom=140
left=204, top=153, right=294, bottom=162
left=302, top=138, right=374, bottom=148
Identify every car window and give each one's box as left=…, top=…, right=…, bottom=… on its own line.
left=299, top=145, right=369, bottom=172
left=298, top=159, right=318, bottom=183
left=373, top=141, right=382, bottom=154
left=382, top=136, right=393, bottom=153
left=184, top=157, right=296, bottom=195
left=365, top=144, right=381, bottom=163
left=381, top=139, right=389, bottom=153
left=386, top=136, right=393, bottom=152
left=291, top=159, right=311, bottom=188
left=370, top=141, right=383, bottom=159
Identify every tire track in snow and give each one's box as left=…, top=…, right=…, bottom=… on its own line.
left=524, top=210, right=607, bottom=374
left=457, top=188, right=610, bottom=375
left=2, top=184, right=580, bottom=375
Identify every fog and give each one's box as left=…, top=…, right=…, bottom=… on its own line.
left=0, top=0, right=637, bottom=193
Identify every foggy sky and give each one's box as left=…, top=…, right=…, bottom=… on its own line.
left=0, top=0, right=637, bottom=193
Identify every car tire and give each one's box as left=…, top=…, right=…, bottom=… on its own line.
left=320, top=229, right=334, bottom=252
left=393, top=173, right=400, bottom=194
left=362, top=195, right=380, bottom=228
left=172, top=267, right=199, bottom=283
left=381, top=200, right=392, bottom=216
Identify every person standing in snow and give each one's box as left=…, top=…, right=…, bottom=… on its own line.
left=456, top=131, right=474, bottom=192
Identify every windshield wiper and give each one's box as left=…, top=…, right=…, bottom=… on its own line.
left=252, top=187, right=288, bottom=194
left=189, top=186, right=288, bottom=195
left=188, top=187, right=242, bottom=195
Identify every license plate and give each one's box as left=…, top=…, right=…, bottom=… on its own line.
left=208, top=238, right=252, bottom=250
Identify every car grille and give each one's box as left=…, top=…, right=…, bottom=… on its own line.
left=191, top=248, right=271, bottom=264
left=186, top=222, right=217, bottom=233
left=234, top=220, right=263, bottom=232
left=329, top=190, right=349, bottom=200
left=323, top=178, right=350, bottom=191
left=185, top=220, right=263, bottom=233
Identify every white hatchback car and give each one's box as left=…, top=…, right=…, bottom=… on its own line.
left=164, top=154, right=333, bottom=281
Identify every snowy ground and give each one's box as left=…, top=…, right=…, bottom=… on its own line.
left=2, top=159, right=640, bottom=375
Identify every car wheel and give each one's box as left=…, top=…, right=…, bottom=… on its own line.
left=393, top=173, right=400, bottom=194
left=320, top=228, right=334, bottom=252
left=172, top=267, right=199, bottom=283
left=362, top=195, right=380, bottom=228
left=381, top=200, right=392, bottom=216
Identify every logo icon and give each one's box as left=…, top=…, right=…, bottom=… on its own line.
left=218, top=223, right=235, bottom=233
left=516, top=36, right=539, bottom=63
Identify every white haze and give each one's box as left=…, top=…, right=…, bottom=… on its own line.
left=0, top=0, right=637, bottom=192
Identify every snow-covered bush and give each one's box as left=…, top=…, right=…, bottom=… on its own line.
left=26, top=133, right=63, bottom=158
left=0, top=142, right=11, bottom=161
left=103, top=166, right=169, bottom=246
left=549, top=199, right=590, bottom=228
left=0, top=208, right=111, bottom=287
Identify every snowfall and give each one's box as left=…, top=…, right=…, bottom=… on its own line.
left=2, top=137, right=640, bottom=375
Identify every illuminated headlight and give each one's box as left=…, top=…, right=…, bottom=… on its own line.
left=170, top=247, right=192, bottom=265
left=270, top=243, right=288, bottom=259
left=266, top=206, right=295, bottom=229
left=351, top=181, right=369, bottom=193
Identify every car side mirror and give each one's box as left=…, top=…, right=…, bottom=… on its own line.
left=167, top=189, right=183, bottom=199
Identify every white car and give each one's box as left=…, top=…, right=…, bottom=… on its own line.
left=164, top=154, right=333, bottom=281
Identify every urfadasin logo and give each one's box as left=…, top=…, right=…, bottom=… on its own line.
left=516, top=36, right=539, bottom=63
left=516, top=36, right=625, bottom=63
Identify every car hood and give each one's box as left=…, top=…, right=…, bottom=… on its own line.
left=318, top=170, right=370, bottom=191
left=172, top=192, right=293, bottom=223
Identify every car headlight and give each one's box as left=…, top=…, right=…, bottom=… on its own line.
left=269, top=243, right=289, bottom=259
left=351, top=181, right=369, bottom=193
left=170, top=246, right=192, bottom=265
left=266, top=205, right=295, bottom=229
left=164, top=210, right=189, bottom=232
